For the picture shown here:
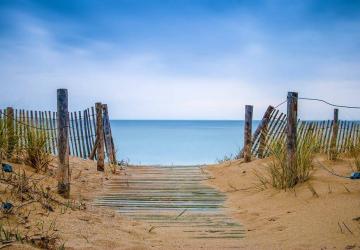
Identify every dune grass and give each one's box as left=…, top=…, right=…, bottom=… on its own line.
left=24, top=128, right=52, bottom=172
left=266, top=131, right=319, bottom=189
left=0, top=117, right=52, bottom=172
left=347, top=139, right=360, bottom=171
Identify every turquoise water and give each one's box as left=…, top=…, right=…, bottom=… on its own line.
left=110, top=120, right=259, bottom=165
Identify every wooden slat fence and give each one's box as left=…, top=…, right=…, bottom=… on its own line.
left=0, top=105, right=116, bottom=162
left=246, top=105, right=360, bottom=158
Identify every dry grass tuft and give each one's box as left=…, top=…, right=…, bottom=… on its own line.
left=264, top=131, right=319, bottom=190
left=347, top=139, right=360, bottom=171
left=23, top=129, right=52, bottom=172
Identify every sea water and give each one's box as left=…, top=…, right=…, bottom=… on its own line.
left=110, top=120, right=259, bottom=165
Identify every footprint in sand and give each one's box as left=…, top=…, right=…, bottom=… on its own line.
left=275, top=225, right=287, bottom=231
left=268, top=216, right=279, bottom=222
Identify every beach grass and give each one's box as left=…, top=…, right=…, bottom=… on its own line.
left=266, top=130, right=319, bottom=189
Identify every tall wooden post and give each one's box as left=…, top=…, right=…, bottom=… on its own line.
left=6, top=107, right=15, bottom=159
left=286, top=92, right=298, bottom=178
left=244, top=105, right=253, bottom=162
left=102, top=104, right=116, bottom=164
left=57, top=89, right=70, bottom=198
left=96, top=102, right=105, bottom=171
left=258, top=106, right=274, bottom=158
left=330, top=108, right=339, bottom=160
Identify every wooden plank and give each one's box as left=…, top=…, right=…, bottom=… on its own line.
left=330, top=109, right=339, bottom=160
left=102, top=104, right=116, bottom=163
left=34, top=110, right=39, bottom=136
left=25, top=110, right=30, bottom=149
left=79, top=111, right=86, bottom=158
left=255, top=106, right=274, bottom=158
left=6, top=107, right=15, bottom=158
left=70, top=112, right=79, bottom=157
left=96, top=102, right=105, bottom=171
left=57, top=88, right=70, bottom=198
left=74, top=111, right=83, bottom=158
left=263, top=111, right=283, bottom=156
left=325, top=120, right=333, bottom=154
left=244, top=105, right=253, bottom=162
left=262, top=110, right=280, bottom=148
left=83, top=109, right=91, bottom=158
left=319, top=121, right=326, bottom=151
left=87, top=108, right=95, bottom=149
left=339, top=120, right=347, bottom=153
left=48, top=111, right=56, bottom=155
left=68, top=112, right=74, bottom=156
left=287, top=92, right=298, bottom=175
left=44, top=111, right=52, bottom=153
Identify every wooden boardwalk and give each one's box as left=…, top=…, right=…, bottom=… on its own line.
left=94, top=166, right=244, bottom=247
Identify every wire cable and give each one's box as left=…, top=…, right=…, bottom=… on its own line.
left=299, top=97, right=360, bottom=109
left=315, top=160, right=352, bottom=179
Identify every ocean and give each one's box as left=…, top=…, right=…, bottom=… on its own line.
left=110, top=120, right=260, bottom=165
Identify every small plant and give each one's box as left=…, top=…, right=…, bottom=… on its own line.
left=266, top=131, right=318, bottom=189
left=347, top=139, right=360, bottom=171
left=0, top=119, right=8, bottom=163
left=24, top=128, right=52, bottom=172
left=217, top=154, right=233, bottom=164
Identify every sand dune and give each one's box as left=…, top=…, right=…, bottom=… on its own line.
left=2, top=155, right=359, bottom=249
left=205, top=154, right=360, bottom=249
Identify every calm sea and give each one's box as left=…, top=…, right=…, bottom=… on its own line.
left=110, top=120, right=260, bottom=166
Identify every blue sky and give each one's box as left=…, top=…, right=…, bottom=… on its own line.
left=0, top=0, right=360, bottom=119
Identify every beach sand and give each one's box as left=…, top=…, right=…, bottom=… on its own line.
left=2, top=155, right=359, bottom=249
left=205, top=154, right=360, bottom=249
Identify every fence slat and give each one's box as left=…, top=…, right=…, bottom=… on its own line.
left=78, top=111, right=86, bottom=158
left=83, top=110, right=91, bottom=158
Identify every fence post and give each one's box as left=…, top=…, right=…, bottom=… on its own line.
left=57, top=89, right=70, bottom=198
left=6, top=107, right=15, bottom=159
left=258, top=106, right=274, bottom=158
left=286, top=92, right=298, bottom=176
left=244, top=105, right=253, bottom=162
left=330, top=108, right=339, bottom=160
left=102, top=104, right=116, bottom=164
left=95, top=102, right=105, bottom=171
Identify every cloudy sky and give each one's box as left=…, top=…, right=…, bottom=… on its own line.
left=0, top=0, right=360, bottom=119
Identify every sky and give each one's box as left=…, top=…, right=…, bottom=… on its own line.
left=0, top=0, right=360, bottom=120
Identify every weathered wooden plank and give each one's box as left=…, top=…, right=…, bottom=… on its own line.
left=83, top=109, right=91, bottom=158
left=57, top=89, right=70, bottom=198
left=330, top=109, right=339, bottom=159
left=70, top=112, right=79, bottom=157
left=254, top=106, right=274, bottom=158
left=96, top=102, right=105, bottom=171
left=74, top=111, right=83, bottom=158
left=287, top=92, right=298, bottom=174
left=44, top=111, right=52, bottom=153
left=244, top=105, right=253, bottom=162
left=68, top=112, right=74, bottom=156
left=78, top=111, right=86, bottom=158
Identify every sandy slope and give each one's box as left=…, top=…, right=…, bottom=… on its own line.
left=1, top=157, right=161, bottom=250
left=204, top=154, right=360, bottom=249
left=2, top=155, right=360, bottom=249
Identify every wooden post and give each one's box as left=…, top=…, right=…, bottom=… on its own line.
left=330, top=108, right=339, bottom=160
left=6, top=107, right=15, bottom=159
left=57, top=89, right=70, bottom=198
left=102, top=104, right=116, bottom=164
left=95, top=102, right=105, bottom=171
left=258, top=106, right=274, bottom=158
left=286, top=92, right=298, bottom=178
left=244, top=105, right=253, bottom=162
